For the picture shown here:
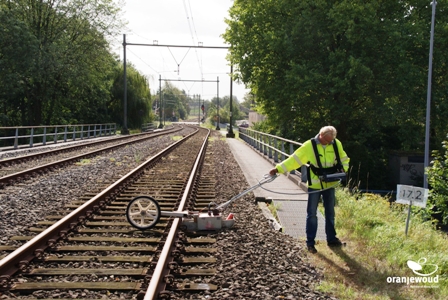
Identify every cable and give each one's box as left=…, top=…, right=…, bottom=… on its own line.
left=126, top=48, right=160, bottom=74
left=258, top=176, right=342, bottom=196
left=184, top=0, right=204, bottom=81
left=167, top=47, right=192, bottom=74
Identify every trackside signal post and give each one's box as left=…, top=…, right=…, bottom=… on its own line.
left=122, top=35, right=234, bottom=135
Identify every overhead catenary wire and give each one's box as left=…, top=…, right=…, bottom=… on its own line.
left=184, top=0, right=204, bottom=75
left=167, top=47, right=192, bottom=75
left=184, top=0, right=204, bottom=94
left=126, top=48, right=160, bottom=74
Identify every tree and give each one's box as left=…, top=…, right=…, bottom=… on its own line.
left=427, top=140, right=448, bottom=225
left=160, top=83, right=189, bottom=121
left=110, top=63, right=154, bottom=129
left=0, top=7, right=39, bottom=126
left=0, top=0, right=124, bottom=125
left=240, top=93, right=254, bottom=110
left=223, top=0, right=448, bottom=189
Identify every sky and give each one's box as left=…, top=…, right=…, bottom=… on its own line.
left=111, top=0, right=249, bottom=102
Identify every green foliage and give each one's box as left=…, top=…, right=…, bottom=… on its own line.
left=161, top=82, right=189, bottom=121
left=224, top=0, right=448, bottom=190
left=332, top=189, right=448, bottom=298
left=109, top=63, right=153, bottom=129
left=0, top=0, right=125, bottom=126
left=427, top=140, right=448, bottom=225
left=240, top=93, right=254, bottom=110
left=206, top=96, right=243, bottom=125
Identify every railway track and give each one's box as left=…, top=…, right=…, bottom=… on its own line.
left=0, top=126, right=182, bottom=189
left=0, top=126, right=219, bottom=299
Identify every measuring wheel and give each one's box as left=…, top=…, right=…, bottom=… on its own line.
left=126, top=196, right=161, bottom=230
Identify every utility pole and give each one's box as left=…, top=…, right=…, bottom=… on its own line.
left=215, top=76, right=220, bottom=130
left=200, top=95, right=204, bottom=123
left=424, top=1, right=437, bottom=189
left=122, top=34, right=129, bottom=134
left=158, top=75, right=163, bottom=128
left=197, top=94, right=200, bottom=125
left=226, top=65, right=235, bottom=138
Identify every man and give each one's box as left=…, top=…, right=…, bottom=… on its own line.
left=269, top=126, right=350, bottom=253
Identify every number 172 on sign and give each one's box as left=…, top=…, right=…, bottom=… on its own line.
left=396, top=185, right=428, bottom=208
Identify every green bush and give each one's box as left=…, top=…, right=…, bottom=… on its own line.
left=427, top=140, right=448, bottom=225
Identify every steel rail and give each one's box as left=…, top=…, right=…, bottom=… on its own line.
left=0, top=126, right=180, bottom=167
left=0, top=126, right=183, bottom=187
left=0, top=127, right=199, bottom=277
left=144, top=127, right=210, bottom=300
left=0, top=135, right=123, bottom=166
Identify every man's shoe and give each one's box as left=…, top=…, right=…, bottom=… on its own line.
left=307, top=245, right=317, bottom=254
left=327, top=238, right=344, bottom=247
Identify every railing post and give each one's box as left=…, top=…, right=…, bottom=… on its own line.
left=281, top=141, right=285, bottom=161
left=81, top=126, right=84, bottom=140
left=14, top=128, right=18, bottom=149
left=268, top=136, right=272, bottom=159
left=43, top=127, right=47, bottom=145
left=252, top=131, right=256, bottom=148
left=64, top=126, right=67, bottom=142
left=253, top=132, right=256, bottom=149
left=54, top=127, right=58, bottom=144
left=290, top=144, right=295, bottom=174
left=88, top=125, right=91, bottom=138
left=274, top=138, right=278, bottom=163
left=30, top=128, right=34, bottom=148
left=252, top=131, right=256, bottom=149
left=72, top=126, right=76, bottom=141
left=261, top=134, right=268, bottom=155
left=94, top=125, right=97, bottom=138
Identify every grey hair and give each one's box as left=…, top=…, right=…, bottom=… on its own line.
left=319, top=126, right=337, bottom=139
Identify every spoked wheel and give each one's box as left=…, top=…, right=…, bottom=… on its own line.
left=126, top=196, right=161, bottom=230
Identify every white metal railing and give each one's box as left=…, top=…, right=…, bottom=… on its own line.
left=238, top=127, right=308, bottom=182
left=141, top=122, right=157, bottom=132
left=0, top=123, right=116, bottom=150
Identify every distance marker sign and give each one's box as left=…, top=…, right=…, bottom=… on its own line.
left=396, top=184, right=428, bottom=208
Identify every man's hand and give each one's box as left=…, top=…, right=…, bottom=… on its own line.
left=269, top=168, right=278, bottom=176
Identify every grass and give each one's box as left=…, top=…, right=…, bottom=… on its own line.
left=308, top=189, right=448, bottom=300
left=75, top=158, right=91, bottom=165
left=267, top=201, right=282, bottom=219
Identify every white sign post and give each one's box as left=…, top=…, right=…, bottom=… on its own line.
left=396, top=185, right=429, bottom=236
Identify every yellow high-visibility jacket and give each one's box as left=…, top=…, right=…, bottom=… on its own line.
left=275, top=137, right=350, bottom=189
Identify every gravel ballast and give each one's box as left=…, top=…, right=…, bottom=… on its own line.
left=0, top=128, right=336, bottom=300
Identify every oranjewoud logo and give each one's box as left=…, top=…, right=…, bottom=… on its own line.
left=386, top=257, right=439, bottom=288
left=407, top=258, right=438, bottom=277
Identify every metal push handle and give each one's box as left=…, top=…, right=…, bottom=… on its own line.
left=215, top=174, right=277, bottom=211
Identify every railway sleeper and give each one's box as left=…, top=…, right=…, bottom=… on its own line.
left=10, top=281, right=143, bottom=292
left=27, top=268, right=150, bottom=276
left=176, top=282, right=218, bottom=291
